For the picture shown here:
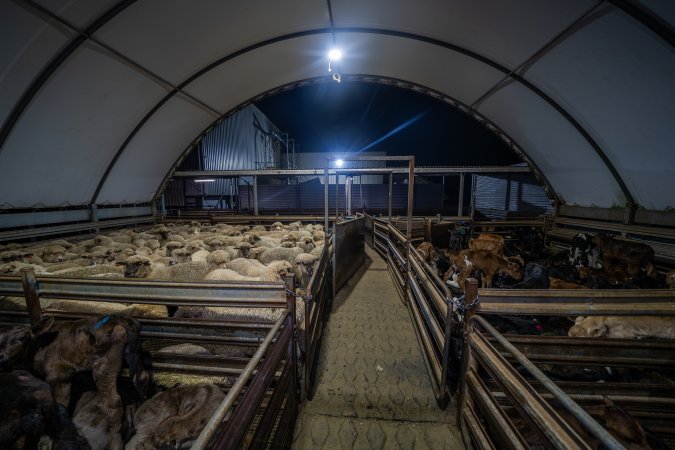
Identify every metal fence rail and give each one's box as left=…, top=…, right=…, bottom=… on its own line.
left=457, top=284, right=675, bottom=450
left=0, top=270, right=299, bottom=450
left=303, top=236, right=334, bottom=400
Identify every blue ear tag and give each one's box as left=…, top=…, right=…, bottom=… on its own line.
left=94, top=315, right=110, bottom=330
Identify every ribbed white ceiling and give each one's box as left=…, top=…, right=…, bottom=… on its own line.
left=0, top=0, right=673, bottom=209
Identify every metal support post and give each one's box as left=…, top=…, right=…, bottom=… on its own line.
left=324, top=164, right=329, bottom=235
left=335, top=173, right=339, bottom=219
left=407, top=157, right=415, bottom=242
left=89, top=204, right=98, bottom=223
left=20, top=268, right=42, bottom=325
left=253, top=175, right=259, bottom=216
left=388, top=172, right=393, bottom=221
left=458, top=173, right=465, bottom=216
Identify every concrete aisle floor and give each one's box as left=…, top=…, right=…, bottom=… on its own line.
left=292, top=245, right=465, bottom=449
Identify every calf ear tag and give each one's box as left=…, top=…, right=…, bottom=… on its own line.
left=94, top=315, right=110, bottom=330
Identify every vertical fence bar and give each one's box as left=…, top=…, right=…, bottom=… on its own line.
left=388, top=172, right=393, bottom=220
left=253, top=175, right=259, bottom=216
left=406, top=158, right=415, bottom=305
left=458, top=172, right=465, bottom=216
left=457, top=278, right=479, bottom=432
left=284, top=274, right=299, bottom=399
left=324, top=163, right=329, bottom=238
left=20, top=268, right=42, bottom=324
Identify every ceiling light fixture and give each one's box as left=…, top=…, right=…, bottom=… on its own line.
left=328, top=48, right=342, bottom=61
left=194, top=179, right=215, bottom=183
left=335, top=159, right=344, bottom=167
left=328, top=48, right=342, bottom=83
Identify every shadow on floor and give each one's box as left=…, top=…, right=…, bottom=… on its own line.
left=330, top=251, right=373, bottom=312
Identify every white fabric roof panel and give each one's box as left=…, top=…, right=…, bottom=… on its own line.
left=0, top=1, right=74, bottom=126
left=33, top=0, right=121, bottom=29
left=185, top=32, right=505, bottom=114
left=0, top=42, right=168, bottom=207
left=333, top=32, right=505, bottom=106
left=184, top=34, right=334, bottom=113
left=331, top=0, right=596, bottom=69
left=96, top=95, right=216, bottom=204
left=478, top=82, right=625, bottom=208
left=95, top=0, right=329, bottom=86
left=524, top=7, right=675, bottom=209
left=0, top=1, right=673, bottom=212
left=636, top=0, right=675, bottom=29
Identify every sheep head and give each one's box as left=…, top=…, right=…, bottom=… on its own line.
left=165, top=241, right=185, bottom=257
left=236, top=242, right=252, bottom=258
left=121, top=255, right=153, bottom=278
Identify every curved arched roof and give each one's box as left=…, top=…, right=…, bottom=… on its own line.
left=1, top=0, right=673, bottom=210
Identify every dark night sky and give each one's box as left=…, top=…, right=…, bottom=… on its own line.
left=255, top=82, right=522, bottom=167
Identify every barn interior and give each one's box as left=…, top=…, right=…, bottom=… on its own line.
left=1, top=1, right=674, bottom=449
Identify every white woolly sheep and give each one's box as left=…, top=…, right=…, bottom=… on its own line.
left=293, top=253, right=318, bottom=288
left=204, top=269, right=261, bottom=282
left=51, top=264, right=123, bottom=278
left=171, top=248, right=192, bottom=263
left=297, top=237, right=315, bottom=253
left=184, top=240, right=205, bottom=254
left=226, top=258, right=267, bottom=277
left=152, top=261, right=210, bottom=281
left=257, top=246, right=303, bottom=265
left=0, top=261, right=49, bottom=275
left=190, top=249, right=211, bottom=263
left=206, top=250, right=230, bottom=268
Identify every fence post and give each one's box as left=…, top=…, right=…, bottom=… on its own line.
left=20, top=268, right=42, bottom=325
left=284, top=274, right=299, bottom=399
left=456, top=278, right=478, bottom=430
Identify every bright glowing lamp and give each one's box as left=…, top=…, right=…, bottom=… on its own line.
left=328, top=48, right=342, bottom=61
left=335, top=159, right=344, bottom=167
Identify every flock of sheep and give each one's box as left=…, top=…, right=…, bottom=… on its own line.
left=0, top=220, right=327, bottom=449
left=0, top=220, right=325, bottom=322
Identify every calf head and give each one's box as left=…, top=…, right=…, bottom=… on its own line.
left=498, top=262, right=522, bottom=281
left=568, top=316, right=608, bottom=337
left=569, top=233, right=592, bottom=266
left=586, top=400, right=650, bottom=450
left=0, top=316, right=55, bottom=368
left=667, top=270, right=675, bottom=289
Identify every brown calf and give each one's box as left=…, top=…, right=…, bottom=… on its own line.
left=569, top=315, right=675, bottom=339
left=0, top=315, right=149, bottom=450
left=448, top=249, right=522, bottom=289
left=591, top=235, right=657, bottom=277
left=468, top=233, right=505, bottom=255
left=125, top=384, right=225, bottom=450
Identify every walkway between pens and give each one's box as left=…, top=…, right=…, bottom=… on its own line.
left=292, top=245, right=464, bottom=449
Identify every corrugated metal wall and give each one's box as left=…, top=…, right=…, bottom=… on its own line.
left=201, top=105, right=281, bottom=196
left=475, top=174, right=551, bottom=219
left=164, top=104, right=281, bottom=206
left=292, top=152, right=386, bottom=185
left=239, top=182, right=443, bottom=214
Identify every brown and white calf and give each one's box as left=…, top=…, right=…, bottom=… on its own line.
left=446, top=249, right=522, bottom=289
